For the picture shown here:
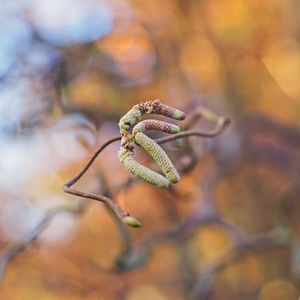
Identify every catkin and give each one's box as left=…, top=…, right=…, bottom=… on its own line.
left=118, top=100, right=184, bottom=188
left=135, top=132, right=180, bottom=183
left=118, top=148, right=169, bottom=188
left=133, top=119, right=180, bottom=135
left=152, top=101, right=186, bottom=120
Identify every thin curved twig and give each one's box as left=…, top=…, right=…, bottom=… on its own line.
left=64, top=136, right=121, bottom=188
left=155, top=117, right=230, bottom=145
left=63, top=186, right=130, bottom=221
left=63, top=136, right=142, bottom=228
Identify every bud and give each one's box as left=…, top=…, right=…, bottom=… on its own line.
left=123, top=216, right=142, bottom=228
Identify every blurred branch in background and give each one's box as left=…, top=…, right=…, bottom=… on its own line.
left=2, top=105, right=300, bottom=299
left=114, top=111, right=300, bottom=298
left=0, top=202, right=86, bottom=282
left=0, top=0, right=300, bottom=299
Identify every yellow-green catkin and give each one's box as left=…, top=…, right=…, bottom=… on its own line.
left=118, top=148, right=169, bottom=188
left=118, top=100, right=185, bottom=188
left=135, top=132, right=180, bottom=184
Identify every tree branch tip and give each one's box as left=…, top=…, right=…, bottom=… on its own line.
left=123, top=216, right=142, bottom=228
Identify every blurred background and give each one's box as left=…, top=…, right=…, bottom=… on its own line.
left=0, top=0, right=300, bottom=299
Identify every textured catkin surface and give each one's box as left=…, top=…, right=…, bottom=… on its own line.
left=118, top=148, right=169, bottom=188
left=135, top=132, right=180, bottom=183
left=133, top=119, right=180, bottom=135
left=118, top=106, right=142, bottom=130
left=153, top=103, right=186, bottom=120
left=118, top=100, right=184, bottom=187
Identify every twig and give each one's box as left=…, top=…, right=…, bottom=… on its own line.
left=63, top=136, right=142, bottom=228
left=182, top=106, right=230, bottom=130
left=64, top=136, right=121, bottom=188
left=63, top=187, right=130, bottom=222
left=155, top=119, right=230, bottom=145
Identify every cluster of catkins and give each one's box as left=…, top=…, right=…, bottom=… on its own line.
left=118, top=99, right=186, bottom=188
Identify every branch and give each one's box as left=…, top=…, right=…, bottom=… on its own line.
left=63, top=136, right=142, bottom=228
left=155, top=117, right=230, bottom=145
left=64, top=136, right=121, bottom=188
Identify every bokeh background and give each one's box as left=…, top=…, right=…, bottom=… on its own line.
left=0, top=0, right=300, bottom=299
